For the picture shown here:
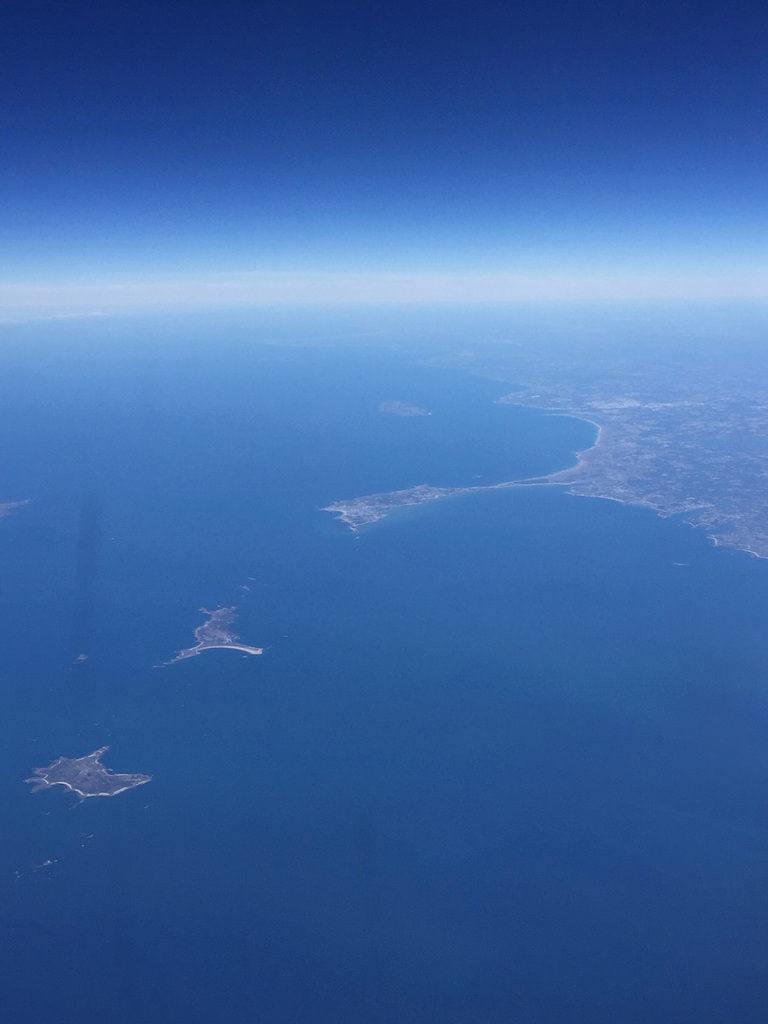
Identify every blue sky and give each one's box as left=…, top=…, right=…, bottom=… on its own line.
left=3, top=0, right=767, bottom=306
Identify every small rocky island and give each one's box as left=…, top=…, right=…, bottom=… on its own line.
left=26, top=747, right=151, bottom=801
left=164, top=606, right=263, bottom=664
left=379, top=401, right=431, bottom=416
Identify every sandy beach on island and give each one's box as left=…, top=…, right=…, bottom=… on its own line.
left=192, top=643, right=264, bottom=656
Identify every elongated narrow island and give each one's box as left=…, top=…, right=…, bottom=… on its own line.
left=163, top=606, right=263, bottom=665
left=26, top=747, right=151, bottom=801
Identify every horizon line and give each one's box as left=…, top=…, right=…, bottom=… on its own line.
left=2, top=268, right=768, bottom=315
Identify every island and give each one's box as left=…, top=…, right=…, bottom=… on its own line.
left=379, top=401, right=431, bottom=416
left=163, top=606, right=264, bottom=664
left=26, top=747, right=151, bottom=801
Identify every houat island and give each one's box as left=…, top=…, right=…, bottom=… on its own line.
left=26, top=747, right=151, bottom=801
left=164, top=606, right=263, bottom=665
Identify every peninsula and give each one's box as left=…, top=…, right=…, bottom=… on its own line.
left=323, top=483, right=467, bottom=530
left=26, top=747, right=151, bottom=801
left=164, top=606, right=263, bottom=664
left=328, top=339, right=768, bottom=558
left=320, top=477, right=552, bottom=531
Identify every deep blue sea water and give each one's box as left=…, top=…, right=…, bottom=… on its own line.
left=1, top=317, right=767, bottom=1023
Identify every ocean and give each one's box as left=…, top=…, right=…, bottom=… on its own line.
left=1, top=312, right=767, bottom=1023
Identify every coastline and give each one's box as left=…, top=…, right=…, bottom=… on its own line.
left=494, top=397, right=768, bottom=559
left=321, top=414, right=605, bottom=532
left=323, top=396, right=768, bottom=559
left=709, top=534, right=768, bottom=560
left=159, top=641, right=264, bottom=667
left=31, top=778, right=149, bottom=799
left=180, top=642, right=264, bottom=657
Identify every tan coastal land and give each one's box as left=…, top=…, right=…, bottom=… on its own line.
left=26, top=747, right=151, bottom=801
left=163, top=606, right=263, bottom=665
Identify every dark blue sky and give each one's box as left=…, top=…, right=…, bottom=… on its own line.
left=2, top=0, right=767, bottom=302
